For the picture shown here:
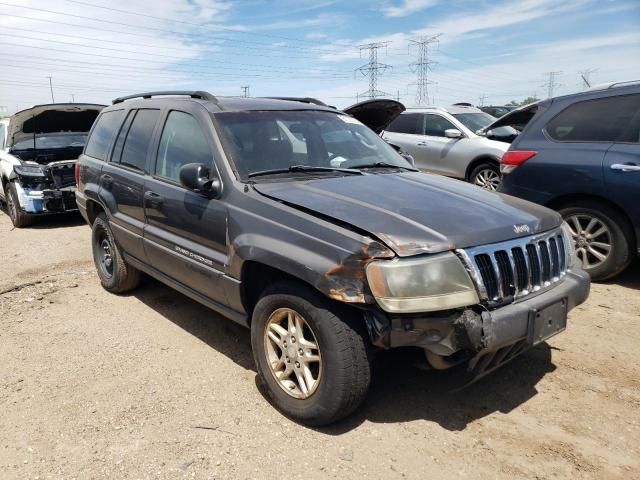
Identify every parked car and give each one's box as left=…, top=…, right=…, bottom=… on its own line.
left=76, top=91, right=589, bottom=426
left=479, top=105, right=517, bottom=118
left=0, top=103, right=105, bottom=227
left=382, top=105, right=518, bottom=191
left=496, top=80, right=640, bottom=280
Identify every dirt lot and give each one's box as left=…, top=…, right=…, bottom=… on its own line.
left=0, top=212, right=639, bottom=480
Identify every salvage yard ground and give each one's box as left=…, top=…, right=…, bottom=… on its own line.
left=0, top=212, right=639, bottom=480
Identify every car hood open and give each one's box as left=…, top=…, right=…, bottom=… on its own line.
left=254, top=172, right=562, bottom=256
left=343, top=99, right=405, bottom=134
left=7, top=103, right=105, bottom=148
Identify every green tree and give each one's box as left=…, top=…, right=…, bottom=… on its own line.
left=507, top=96, right=540, bottom=106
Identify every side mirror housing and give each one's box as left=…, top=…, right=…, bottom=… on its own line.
left=444, top=128, right=463, bottom=139
left=179, top=163, right=221, bottom=198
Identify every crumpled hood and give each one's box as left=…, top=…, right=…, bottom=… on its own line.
left=8, top=103, right=105, bottom=148
left=254, top=172, right=562, bottom=256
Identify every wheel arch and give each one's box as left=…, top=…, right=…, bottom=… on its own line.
left=465, top=155, right=500, bottom=181
left=546, top=193, right=637, bottom=253
left=85, top=198, right=107, bottom=226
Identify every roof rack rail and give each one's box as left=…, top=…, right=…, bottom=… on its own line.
left=607, top=80, right=640, bottom=89
left=265, top=97, right=328, bottom=107
left=112, top=91, right=218, bottom=105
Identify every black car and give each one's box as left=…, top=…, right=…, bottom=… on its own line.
left=76, top=91, right=589, bottom=426
left=479, top=105, right=517, bottom=118
left=496, top=81, right=640, bottom=280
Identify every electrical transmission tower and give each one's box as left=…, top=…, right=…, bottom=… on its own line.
left=241, top=85, right=250, bottom=97
left=355, top=42, right=391, bottom=99
left=543, top=71, right=562, bottom=98
left=409, top=34, right=441, bottom=106
left=579, top=69, right=597, bottom=89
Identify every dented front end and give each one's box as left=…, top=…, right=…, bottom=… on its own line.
left=11, top=160, right=78, bottom=214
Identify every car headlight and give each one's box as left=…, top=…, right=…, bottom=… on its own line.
left=14, top=164, right=46, bottom=177
left=366, top=252, right=480, bottom=313
left=560, top=221, right=579, bottom=268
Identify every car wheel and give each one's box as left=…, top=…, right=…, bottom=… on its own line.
left=91, top=212, right=140, bottom=293
left=6, top=182, right=32, bottom=228
left=470, top=163, right=501, bottom=191
left=251, top=282, right=371, bottom=426
left=559, top=201, right=633, bottom=281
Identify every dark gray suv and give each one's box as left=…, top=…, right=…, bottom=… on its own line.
left=76, top=91, right=590, bottom=426
left=497, top=81, right=640, bottom=280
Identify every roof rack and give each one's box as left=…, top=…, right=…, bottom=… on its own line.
left=265, top=97, right=329, bottom=107
left=112, top=91, right=218, bottom=105
left=607, top=80, right=640, bottom=89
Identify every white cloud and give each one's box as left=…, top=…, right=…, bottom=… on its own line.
left=382, top=0, right=438, bottom=18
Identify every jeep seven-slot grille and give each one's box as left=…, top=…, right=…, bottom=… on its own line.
left=459, top=228, right=569, bottom=304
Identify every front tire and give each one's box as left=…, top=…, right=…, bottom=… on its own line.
left=91, top=212, right=140, bottom=293
left=470, top=162, right=501, bottom=191
left=559, top=201, right=633, bottom=281
left=251, top=282, right=371, bottom=426
left=6, top=182, right=32, bottom=228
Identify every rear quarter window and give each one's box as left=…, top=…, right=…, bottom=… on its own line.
left=545, top=94, right=640, bottom=143
left=85, top=109, right=126, bottom=160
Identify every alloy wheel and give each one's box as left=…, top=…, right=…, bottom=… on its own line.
left=7, top=190, right=17, bottom=222
left=473, top=168, right=501, bottom=191
left=565, top=214, right=612, bottom=269
left=264, top=307, right=322, bottom=399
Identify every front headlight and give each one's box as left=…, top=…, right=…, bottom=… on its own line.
left=366, top=252, right=479, bottom=313
left=14, top=164, right=46, bottom=177
left=560, top=221, right=579, bottom=268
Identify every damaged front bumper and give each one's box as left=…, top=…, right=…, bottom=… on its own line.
left=365, top=266, right=590, bottom=379
left=12, top=181, right=78, bottom=215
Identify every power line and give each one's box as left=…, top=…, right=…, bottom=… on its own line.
left=543, top=71, right=562, bottom=98
left=356, top=42, right=391, bottom=99
left=241, top=86, right=250, bottom=97
left=409, top=34, right=441, bottom=106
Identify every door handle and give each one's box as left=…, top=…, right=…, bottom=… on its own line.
left=144, top=191, right=163, bottom=209
left=610, top=163, right=640, bottom=172
left=100, top=174, right=113, bottom=190
left=416, top=142, right=428, bottom=146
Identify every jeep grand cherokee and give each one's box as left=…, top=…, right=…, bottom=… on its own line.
left=76, top=91, right=590, bottom=426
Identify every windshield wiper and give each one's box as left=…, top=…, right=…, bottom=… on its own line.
left=351, top=161, right=418, bottom=171
left=247, top=164, right=364, bottom=178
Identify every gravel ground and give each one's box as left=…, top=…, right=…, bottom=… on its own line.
left=0, top=212, right=639, bottom=480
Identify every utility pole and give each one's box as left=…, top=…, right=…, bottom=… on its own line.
left=355, top=42, right=391, bottom=99
left=409, top=34, right=441, bottom=106
left=47, top=76, right=55, bottom=103
left=241, top=85, right=250, bottom=97
left=543, top=71, right=562, bottom=98
left=578, top=69, right=597, bottom=90
left=71, top=94, right=75, bottom=103
left=479, top=94, right=487, bottom=106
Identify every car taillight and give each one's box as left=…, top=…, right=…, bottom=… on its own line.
left=75, top=161, right=80, bottom=186
left=500, top=150, right=537, bottom=174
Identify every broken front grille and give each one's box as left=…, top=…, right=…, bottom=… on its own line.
left=48, top=163, right=76, bottom=188
left=458, top=227, right=569, bottom=304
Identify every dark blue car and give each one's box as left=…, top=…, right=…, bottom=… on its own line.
left=496, top=81, right=639, bottom=280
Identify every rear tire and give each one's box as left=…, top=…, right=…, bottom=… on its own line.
left=470, top=162, right=501, bottom=191
left=251, top=282, right=371, bottom=426
left=91, top=212, right=140, bottom=293
left=6, top=182, right=33, bottom=228
left=559, top=200, right=633, bottom=281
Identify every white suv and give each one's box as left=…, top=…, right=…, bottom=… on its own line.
left=382, top=105, right=518, bottom=191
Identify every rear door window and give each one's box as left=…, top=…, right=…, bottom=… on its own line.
left=155, top=111, right=213, bottom=182
left=545, top=94, right=640, bottom=142
left=85, top=109, right=126, bottom=160
left=119, top=109, right=160, bottom=171
left=385, top=113, right=424, bottom=134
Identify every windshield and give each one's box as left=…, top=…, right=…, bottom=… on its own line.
left=12, top=133, right=88, bottom=150
left=214, top=110, right=412, bottom=180
left=453, top=112, right=518, bottom=137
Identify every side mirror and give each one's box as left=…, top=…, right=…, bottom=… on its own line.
left=179, top=163, right=221, bottom=198
left=444, top=129, right=463, bottom=139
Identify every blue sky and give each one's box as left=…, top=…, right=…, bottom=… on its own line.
left=0, top=0, right=639, bottom=112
